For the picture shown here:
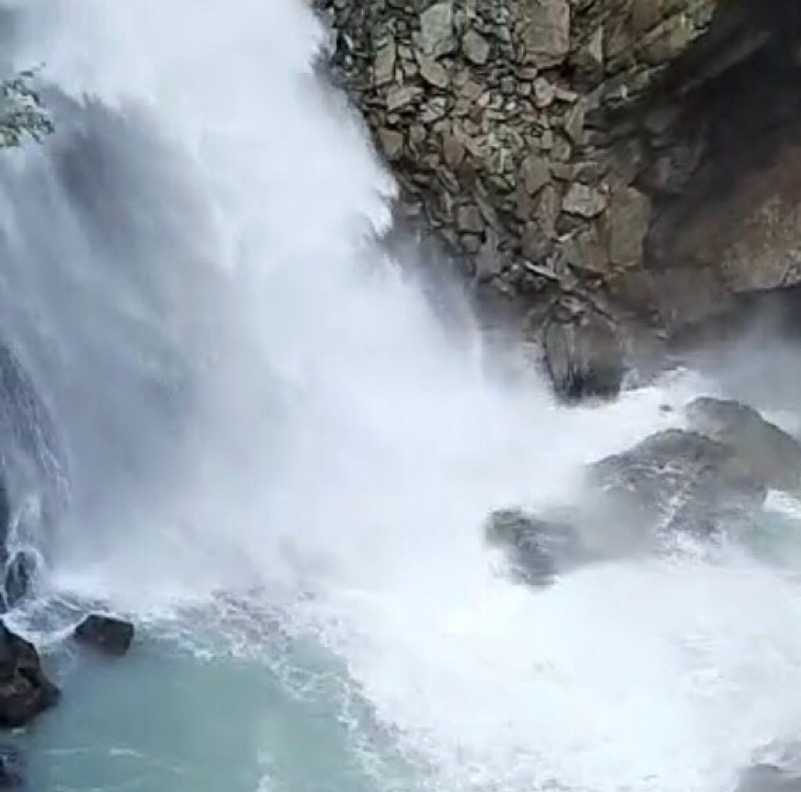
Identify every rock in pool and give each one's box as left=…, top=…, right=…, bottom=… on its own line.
left=73, top=614, right=134, bottom=657
left=485, top=508, right=585, bottom=586
left=0, top=621, right=59, bottom=729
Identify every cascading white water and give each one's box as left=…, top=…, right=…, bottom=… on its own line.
left=0, top=2, right=801, bottom=791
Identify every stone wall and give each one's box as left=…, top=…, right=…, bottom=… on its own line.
left=313, top=0, right=801, bottom=398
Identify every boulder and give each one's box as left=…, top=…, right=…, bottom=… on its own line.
left=587, top=429, right=767, bottom=539
left=73, top=614, right=134, bottom=657
left=542, top=307, right=624, bottom=402
left=685, top=397, right=801, bottom=493
left=485, top=508, right=585, bottom=586
left=0, top=621, right=59, bottom=729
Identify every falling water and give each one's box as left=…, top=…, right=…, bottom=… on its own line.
left=0, top=2, right=796, bottom=791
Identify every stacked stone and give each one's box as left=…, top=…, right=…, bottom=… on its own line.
left=315, top=0, right=715, bottom=300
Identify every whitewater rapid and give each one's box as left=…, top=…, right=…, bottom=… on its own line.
left=0, top=1, right=800, bottom=791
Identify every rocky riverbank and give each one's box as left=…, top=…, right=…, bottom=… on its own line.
left=313, top=0, right=801, bottom=398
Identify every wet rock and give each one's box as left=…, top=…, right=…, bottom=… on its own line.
left=0, top=621, right=59, bottom=728
left=588, top=429, right=767, bottom=538
left=74, top=614, right=134, bottom=657
left=685, top=397, right=801, bottom=493
left=542, top=306, right=624, bottom=402
left=485, top=508, right=584, bottom=586
left=3, top=552, right=36, bottom=610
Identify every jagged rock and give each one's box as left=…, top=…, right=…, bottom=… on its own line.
left=74, top=614, right=134, bottom=657
left=373, top=38, right=396, bottom=86
left=0, top=621, right=59, bottom=728
left=386, top=85, right=420, bottom=112
left=442, top=130, right=465, bottom=169
left=462, top=29, right=490, bottom=66
left=685, top=397, right=801, bottom=493
left=520, top=153, right=551, bottom=195
left=484, top=508, right=585, bottom=586
left=562, top=183, right=607, bottom=218
left=419, top=56, right=449, bottom=88
left=378, top=128, right=404, bottom=160
left=519, top=0, right=571, bottom=68
left=315, top=0, right=801, bottom=399
left=588, top=429, right=767, bottom=538
left=418, top=1, right=456, bottom=59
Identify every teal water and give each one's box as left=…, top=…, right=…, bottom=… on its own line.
left=20, top=603, right=420, bottom=792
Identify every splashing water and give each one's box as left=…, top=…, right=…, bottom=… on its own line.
left=0, top=2, right=797, bottom=792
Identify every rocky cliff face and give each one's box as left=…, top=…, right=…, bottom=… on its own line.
left=313, top=0, right=801, bottom=398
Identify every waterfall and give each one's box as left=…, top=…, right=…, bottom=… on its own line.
left=0, top=2, right=797, bottom=792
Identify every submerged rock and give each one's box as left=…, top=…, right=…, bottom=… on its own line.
left=685, top=397, right=801, bottom=493
left=588, top=429, right=767, bottom=539
left=0, top=621, right=59, bottom=728
left=0, top=746, right=23, bottom=788
left=485, top=508, right=585, bottom=585
left=736, top=764, right=801, bottom=792
left=74, top=614, right=134, bottom=657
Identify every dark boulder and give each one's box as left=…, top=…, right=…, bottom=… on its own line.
left=587, top=429, right=767, bottom=540
left=685, top=397, right=801, bottom=493
left=73, top=614, right=134, bottom=657
left=485, top=508, right=586, bottom=586
left=0, top=621, right=59, bottom=729
left=541, top=300, right=624, bottom=403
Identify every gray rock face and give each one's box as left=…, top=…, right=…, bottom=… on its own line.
left=316, top=0, right=801, bottom=398
left=685, top=397, right=801, bottom=493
